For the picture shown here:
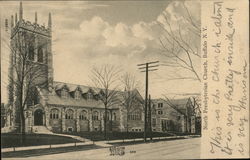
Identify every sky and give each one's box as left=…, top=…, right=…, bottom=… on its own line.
left=0, top=0, right=201, bottom=104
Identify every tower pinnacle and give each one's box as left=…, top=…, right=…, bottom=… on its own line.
left=19, top=1, right=23, bottom=20
left=11, top=15, right=14, bottom=27
left=15, top=13, right=17, bottom=24
left=35, top=12, right=37, bottom=23
left=48, top=12, right=52, bottom=29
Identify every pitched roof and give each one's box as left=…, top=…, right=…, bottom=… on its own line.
left=169, top=98, right=190, bottom=115
left=54, top=81, right=91, bottom=93
left=37, top=81, right=143, bottom=109
left=170, top=98, right=190, bottom=106
left=151, top=98, right=165, bottom=104
left=151, top=98, right=190, bottom=115
left=54, top=81, right=106, bottom=95
left=39, top=87, right=109, bottom=109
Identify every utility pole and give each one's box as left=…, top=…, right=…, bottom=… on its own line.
left=149, top=94, right=152, bottom=141
left=137, top=61, right=159, bottom=142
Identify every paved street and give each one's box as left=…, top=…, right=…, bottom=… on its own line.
left=3, top=138, right=200, bottom=160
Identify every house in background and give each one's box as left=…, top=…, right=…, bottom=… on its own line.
left=167, top=98, right=200, bottom=134
left=150, top=97, right=200, bottom=134
left=150, top=99, right=185, bottom=133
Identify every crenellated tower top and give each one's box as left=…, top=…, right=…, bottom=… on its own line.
left=11, top=1, right=52, bottom=38
left=9, top=1, right=54, bottom=93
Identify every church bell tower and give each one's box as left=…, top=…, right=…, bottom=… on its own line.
left=8, top=1, right=54, bottom=129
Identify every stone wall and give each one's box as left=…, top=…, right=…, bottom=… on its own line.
left=44, top=105, right=122, bottom=133
left=127, top=120, right=144, bottom=132
left=26, top=102, right=149, bottom=133
left=49, top=119, right=61, bottom=132
left=92, top=120, right=101, bottom=131
left=79, top=120, right=89, bottom=131
left=119, top=101, right=144, bottom=132
left=65, top=119, right=76, bottom=132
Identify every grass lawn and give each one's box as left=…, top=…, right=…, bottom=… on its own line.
left=1, top=133, right=81, bottom=148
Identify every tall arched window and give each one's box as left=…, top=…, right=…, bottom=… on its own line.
left=128, top=110, right=141, bottom=120
left=28, top=45, right=34, bottom=61
left=92, top=111, right=99, bottom=120
left=65, top=109, right=74, bottom=119
left=79, top=110, right=88, bottom=120
left=50, top=108, right=59, bottom=119
left=37, top=47, right=43, bottom=63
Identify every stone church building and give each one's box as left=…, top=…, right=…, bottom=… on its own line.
left=5, top=2, right=145, bottom=134
left=25, top=81, right=145, bottom=133
left=4, top=2, right=199, bottom=135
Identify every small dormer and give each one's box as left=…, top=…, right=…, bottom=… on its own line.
left=98, top=89, right=105, bottom=100
left=60, top=85, right=69, bottom=98
left=74, top=87, right=82, bottom=100
left=86, top=89, right=93, bottom=99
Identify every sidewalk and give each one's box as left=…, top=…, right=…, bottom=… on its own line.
left=1, top=141, right=93, bottom=153
left=100, top=135, right=200, bottom=145
left=2, top=135, right=200, bottom=153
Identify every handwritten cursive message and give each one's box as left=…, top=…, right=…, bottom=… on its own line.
left=201, top=1, right=249, bottom=158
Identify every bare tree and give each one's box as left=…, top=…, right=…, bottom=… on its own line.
left=190, top=96, right=201, bottom=117
left=89, top=64, right=121, bottom=139
left=120, top=72, right=142, bottom=133
left=158, top=2, right=201, bottom=81
left=7, top=30, right=48, bottom=144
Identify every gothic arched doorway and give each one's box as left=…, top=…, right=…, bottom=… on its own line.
left=34, top=109, right=43, bottom=126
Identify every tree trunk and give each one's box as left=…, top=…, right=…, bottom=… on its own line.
left=110, top=110, right=113, bottom=132
left=126, top=111, right=129, bottom=134
left=18, top=85, right=26, bottom=145
left=104, top=106, right=107, bottom=140
left=20, top=107, right=26, bottom=145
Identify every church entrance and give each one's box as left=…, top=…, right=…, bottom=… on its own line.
left=34, top=109, right=43, bottom=126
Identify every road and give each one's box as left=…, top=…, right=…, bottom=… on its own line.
left=4, top=138, right=200, bottom=160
